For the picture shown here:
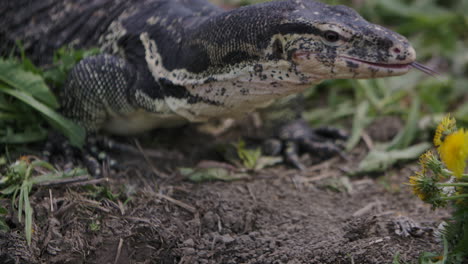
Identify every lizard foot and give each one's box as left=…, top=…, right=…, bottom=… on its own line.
left=43, top=133, right=122, bottom=177
left=263, top=119, right=348, bottom=170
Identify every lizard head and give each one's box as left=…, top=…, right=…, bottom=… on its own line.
left=261, top=0, right=416, bottom=82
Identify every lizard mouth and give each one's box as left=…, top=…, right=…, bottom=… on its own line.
left=293, top=51, right=439, bottom=77
left=341, top=56, right=440, bottom=77
left=341, top=56, right=411, bottom=70
left=293, top=51, right=411, bottom=70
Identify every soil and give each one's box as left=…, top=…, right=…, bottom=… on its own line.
left=0, top=119, right=450, bottom=264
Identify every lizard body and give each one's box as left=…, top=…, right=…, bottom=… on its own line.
left=2, top=0, right=416, bottom=136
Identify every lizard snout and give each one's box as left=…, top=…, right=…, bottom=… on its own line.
left=389, top=44, right=416, bottom=64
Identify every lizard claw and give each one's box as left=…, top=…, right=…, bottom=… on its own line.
left=263, top=119, right=348, bottom=170
left=43, top=132, right=119, bottom=177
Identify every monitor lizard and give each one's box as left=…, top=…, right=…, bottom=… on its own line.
left=2, top=0, right=429, bottom=173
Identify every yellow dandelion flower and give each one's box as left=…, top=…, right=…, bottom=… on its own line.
left=409, top=173, right=428, bottom=201
left=437, top=128, right=468, bottom=178
left=419, top=150, right=444, bottom=178
left=408, top=171, right=439, bottom=201
left=408, top=171, right=447, bottom=208
left=434, top=115, right=456, bottom=147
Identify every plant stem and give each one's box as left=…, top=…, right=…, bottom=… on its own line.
left=437, top=183, right=468, bottom=187
left=441, top=169, right=453, bottom=178
left=440, top=169, right=468, bottom=181
left=441, top=194, right=468, bottom=200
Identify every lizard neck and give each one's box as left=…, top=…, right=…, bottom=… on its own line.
left=134, top=4, right=322, bottom=122
left=139, top=30, right=318, bottom=122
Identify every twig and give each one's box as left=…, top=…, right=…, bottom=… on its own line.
left=68, top=177, right=111, bottom=187
left=156, top=193, right=196, bottom=214
left=79, top=198, right=111, bottom=213
left=290, top=175, right=302, bottom=190
left=247, top=184, right=257, bottom=203
left=54, top=201, right=77, bottom=218
left=302, top=157, right=339, bottom=175
left=49, top=189, right=54, bottom=212
left=352, top=201, right=379, bottom=217
left=111, top=140, right=183, bottom=159
left=37, top=175, right=91, bottom=187
left=305, top=172, right=335, bottom=182
left=197, top=118, right=236, bottom=136
left=361, top=131, right=374, bottom=150
left=114, top=238, right=124, bottom=264
left=117, top=200, right=125, bottom=216
left=134, top=139, right=169, bottom=178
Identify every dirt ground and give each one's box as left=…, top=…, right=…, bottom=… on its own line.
left=0, top=118, right=450, bottom=264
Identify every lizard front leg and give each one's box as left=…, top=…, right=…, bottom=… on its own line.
left=61, top=54, right=138, bottom=131
left=259, top=94, right=348, bottom=170
left=48, top=54, right=140, bottom=175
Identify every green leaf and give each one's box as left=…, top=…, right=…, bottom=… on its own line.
left=0, top=207, right=8, bottom=215
left=0, top=112, right=27, bottom=121
left=392, top=252, right=401, bottom=264
left=346, top=101, right=371, bottom=151
left=356, top=142, right=431, bottom=174
left=0, top=85, right=85, bottom=147
left=236, top=140, right=262, bottom=170
left=23, top=185, right=32, bottom=245
left=31, top=168, right=88, bottom=185
left=44, top=47, right=100, bottom=87
left=0, top=184, right=20, bottom=196
left=0, top=206, right=9, bottom=231
left=387, top=97, right=420, bottom=150
left=30, top=160, right=55, bottom=171
left=0, top=218, right=9, bottom=232
left=0, top=127, right=48, bottom=144
left=0, top=58, right=58, bottom=108
left=254, top=156, right=283, bottom=171
left=18, top=184, right=24, bottom=223
left=455, top=102, right=468, bottom=124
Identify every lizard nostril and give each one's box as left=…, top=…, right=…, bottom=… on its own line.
left=393, top=47, right=401, bottom=54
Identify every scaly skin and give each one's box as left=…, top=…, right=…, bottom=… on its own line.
left=2, top=0, right=416, bottom=136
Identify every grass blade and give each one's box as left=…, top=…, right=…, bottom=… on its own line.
left=387, top=97, right=420, bottom=150
left=0, top=128, right=48, bottom=144
left=346, top=101, right=371, bottom=151
left=22, top=183, right=32, bottom=245
left=0, top=85, right=85, bottom=147
left=0, top=58, right=58, bottom=108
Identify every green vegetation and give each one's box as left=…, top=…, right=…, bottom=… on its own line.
left=0, top=205, right=8, bottom=231
left=0, top=47, right=98, bottom=148
left=85, top=184, right=128, bottom=202
left=408, top=116, right=468, bottom=263
left=180, top=167, right=250, bottom=182
left=0, top=47, right=96, bottom=244
left=235, top=140, right=262, bottom=170
left=335, top=2, right=467, bottom=261
left=0, top=157, right=87, bottom=245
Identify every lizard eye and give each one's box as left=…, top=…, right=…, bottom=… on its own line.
left=323, top=30, right=340, bottom=43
